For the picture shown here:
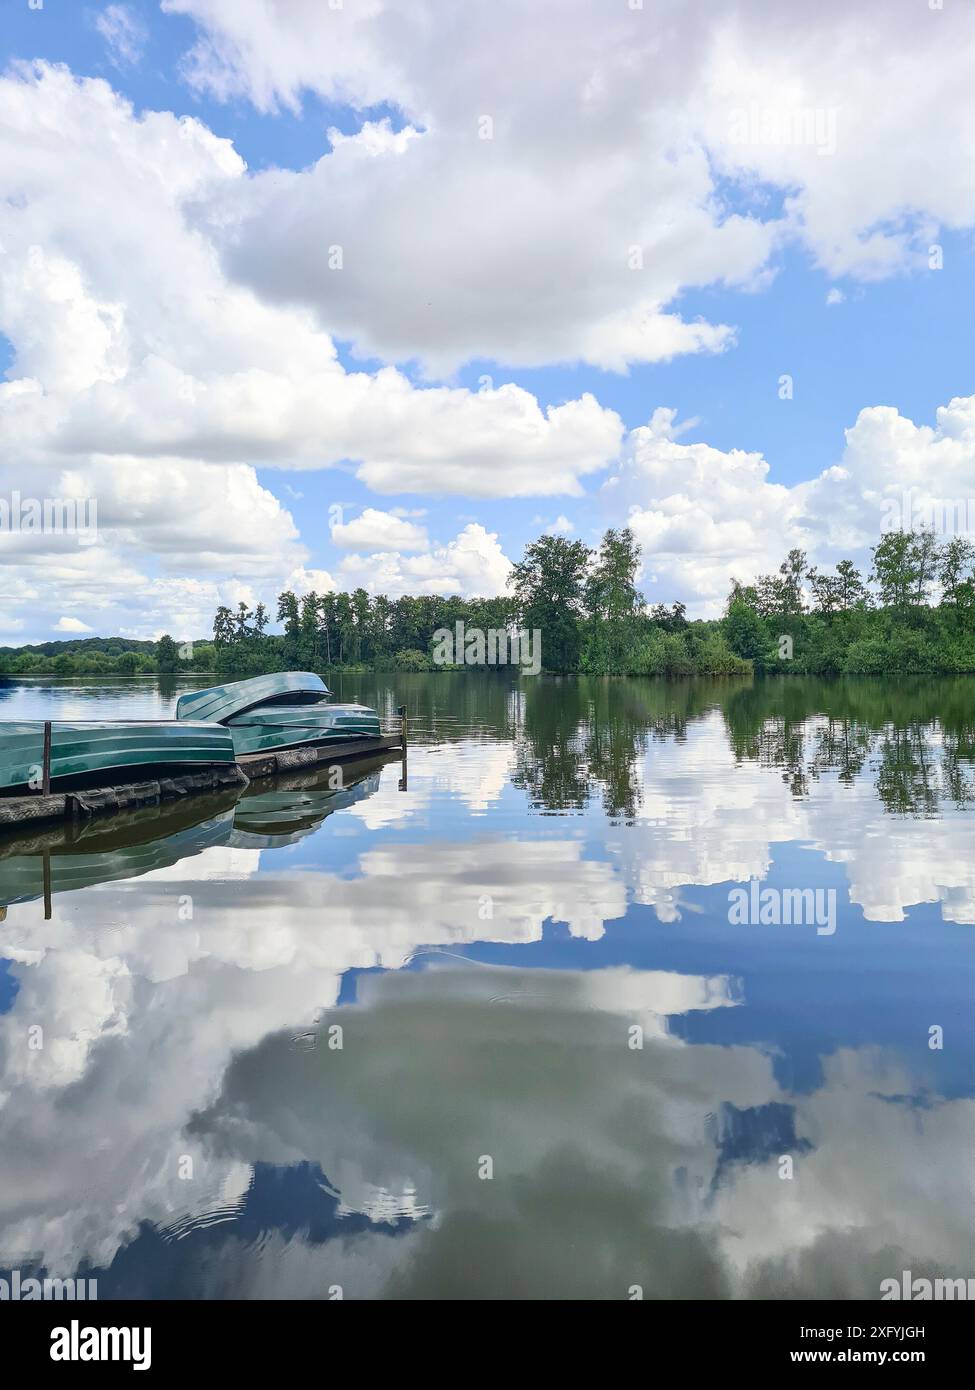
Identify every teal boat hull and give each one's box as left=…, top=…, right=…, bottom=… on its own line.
left=0, top=721, right=236, bottom=796
left=177, top=673, right=382, bottom=758
left=227, top=703, right=382, bottom=757
left=175, top=672, right=328, bottom=724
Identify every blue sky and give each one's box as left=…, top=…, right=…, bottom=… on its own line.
left=1, top=0, right=973, bottom=639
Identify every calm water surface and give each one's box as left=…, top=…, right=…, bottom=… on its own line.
left=1, top=673, right=973, bottom=1299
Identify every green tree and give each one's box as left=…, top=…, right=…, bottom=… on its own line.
left=911, top=528, right=941, bottom=606
left=296, top=592, right=320, bottom=667
left=583, top=528, right=645, bottom=673
left=335, top=592, right=354, bottom=665
left=510, top=535, right=592, bottom=672
left=727, top=578, right=760, bottom=610
left=277, top=590, right=301, bottom=665
left=835, top=559, right=868, bottom=610
left=156, top=634, right=179, bottom=673
left=212, top=606, right=234, bottom=646
left=351, top=587, right=371, bottom=664
left=585, top=528, right=643, bottom=621
left=939, top=536, right=975, bottom=608
left=871, top=528, right=940, bottom=610
left=724, top=599, right=767, bottom=663
left=234, top=602, right=254, bottom=640
left=779, top=548, right=807, bottom=614
left=806, top=566, right=842, bottom=617
left=649, top=601, right=688, bottom=632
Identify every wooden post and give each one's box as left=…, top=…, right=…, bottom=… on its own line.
left=42, top=720, right=52, bottom=797
left=397, top=704, right=408, bottom=790
left=43, top=848, right=52, bottom=921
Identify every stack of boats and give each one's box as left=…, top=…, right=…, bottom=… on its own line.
left=0, top=673, right=383, bottom=797
left=175, top=671, right=380, bottom=758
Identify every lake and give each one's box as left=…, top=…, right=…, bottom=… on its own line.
left=1, top=672, right=973, bottom=1299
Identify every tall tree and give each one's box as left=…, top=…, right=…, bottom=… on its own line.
left=726, top=579, right=760, bottom=612
left=277, top=590, right=300, bottom=664
left=156, top=633, right=179, bottom=673
left=510, top=535, right=592, bottom=672
left=778, top=548, right=807, bottom=615
left=233, top=602, right=254, bottom=640
left=871, top=528, right=940, bottom=609
left=319, top=592, right=337, bottom=666
left=835, top=559, right=868, bottom=610
left=806, top=566, right=842, bottom=617
left=212, top=606, right=234, bottom=646
left=299, top=592, right=321, bottom=667
left=582, top=528, right=644, bottom=674
left=911, top=527, right=941, bottom=606
left=335, top=592, right=354, bottom=665
left=940, top=536, right=975, bottom=608
left=351, top=587, right=372, bottom=664
left=585, top=528, right=644, bottom=621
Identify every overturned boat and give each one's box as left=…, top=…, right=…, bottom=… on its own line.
left=0, top=720, right=237, bottom=797
left=175, top=672, right=381, bottom=758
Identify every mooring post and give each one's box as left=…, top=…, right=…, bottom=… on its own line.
left=42, top=848, right=52, bottom=920
left=397, top=704, right=408, bottom=790
left=42, top=720, right=52, bottom=797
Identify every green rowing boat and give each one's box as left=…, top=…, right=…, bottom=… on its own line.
left=0, top=720, right=236, bottom=796
left=175, top=672, right=329, bottom=723
left=225, top=703, right=381, bottom=757
left=176, top=672, right=382, bottom=758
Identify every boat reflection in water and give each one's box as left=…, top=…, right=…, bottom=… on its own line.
left=0, top=757, right=389, bottom=910
left=0, top=797, right=238, bottom=912
left=230, top=759, right=385, bottom=849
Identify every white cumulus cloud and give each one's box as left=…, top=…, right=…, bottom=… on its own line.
left=338, top=523, right=512, bottom=598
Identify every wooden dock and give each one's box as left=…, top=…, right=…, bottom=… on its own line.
left=0, top=719, right=407, bottom=835
left=0, top=763, right=250, bottom=835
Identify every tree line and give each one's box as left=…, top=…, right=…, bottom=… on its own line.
left=3, top=524, right=973, bottom=679
left=209, top=524, right=975, bottom=678
left=0, top=635, right=217, bottom=677
left=725, top=528, right=975, bottom=674
left=207, top=528, right=750, bottom=679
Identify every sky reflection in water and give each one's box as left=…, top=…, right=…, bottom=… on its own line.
left=0, top=673, right=973, bottom=1299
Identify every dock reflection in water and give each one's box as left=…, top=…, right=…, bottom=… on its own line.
left=0, top=674, right=973, bottom=1299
